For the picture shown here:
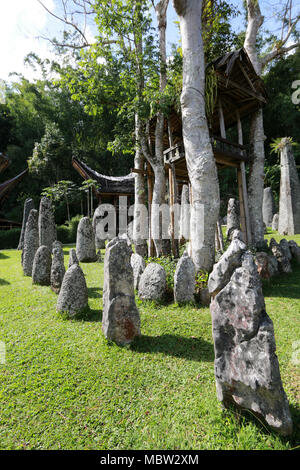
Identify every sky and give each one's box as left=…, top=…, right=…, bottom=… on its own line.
left=0, top=0, right=299, bottom=84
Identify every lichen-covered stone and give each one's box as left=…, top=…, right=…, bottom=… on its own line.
left=22, top=209, right=39, bottom=276
left=76, top=216, right=97, bottom=262
left=102, top=237, right=140, bottom=344
left=56, top=264, right=88, bottom=317
left=68, top=248, right=79, bottom=268
left=270, top=238, right=292, bottom=273
left=288, top=240, right=300, bottom=264
left=279, top=238, right=292, bottom=261
left=210, top=251, right=293, bottom=436
left=38, top=197, right=56, bottom=250
left=226, top=198, right=240, bottom=240
left=272, top=213, right=279, bottom=231
left=174, top=251, right=195, bottom=303
left=263, top=187, right=275, bottom=227
left=51, top=242, right=65, bottom=293
left=138, top=262, right=167, bottom=301
left=18, top=198, right=34, bottom=250
left=255, top=252, right=279, bottom=279
left=32, top=245, right=52, bottom=286
left=131, top=253, right=146, bottom=290
left=208, top=236, right=247, bottom=297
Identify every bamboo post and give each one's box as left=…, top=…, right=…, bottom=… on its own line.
left=218, top=98, right=226, bottom=139
left=216, top=217, right=224, bottom=251
left=147, top=161, right=155, bottom=257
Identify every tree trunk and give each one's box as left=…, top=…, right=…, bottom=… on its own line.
left=244, top=0, right=265, bottom=247
left=133, top=114, right=148, bottom=257
left=173, top=0, right=220, bottom=272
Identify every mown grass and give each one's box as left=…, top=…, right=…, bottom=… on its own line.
left=0, top=237, right=299, bottom=450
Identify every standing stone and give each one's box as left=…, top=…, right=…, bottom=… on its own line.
left=179, top=184, right=190, bottom=244
left=38, top=197, right=57, bottom=250
left=68, top=248, right=79, bottom=268
left=138, top=263, right=167, bottom=301
left=272, top=213, right=279, bottom=231
left=288, top=240, right=300, bottom=264
left=270, top=238, right=292, bottom=273
left=102, top=237, right=141, bottom=345
left=56, top=264, right=88, bottom=317
left=32, top=245, right=52, bottom=286
left=51, top=242, right=65, bottom=293
left=92, top=206, right=106, bottom=250
left=131, top=253, right=146, bottom=290
left=278, top=138, right=300, bottom=235
left=279, top=239, right=292, bottom=261
left=18, top=198, right=35, bottom=250
left=22, top=209, right=39, bottom=276
left=262, top=187, right=275, bottom=227
left=76, top=216, right=97, bottom=262
left=226, top=198, right=240, bottom=240
left=255, top=252, right=279, bottom=279
left=210, top=250, right=293, bottom=436
left=174, top=251, right=195, bottom=303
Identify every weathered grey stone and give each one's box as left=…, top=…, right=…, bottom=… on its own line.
left=208, top=237, right=247, bottom=297
left=92, top=206, right=106, bottom=250
left=76, top=216, right=97, bottom=262
left=51, top=243, right=65, bottom=293
left=56, top=264, right=88, bottom=317
left=272, top=213, right=279, bottom=231
left=179, top=184, right=190, bottom=243
left=211, top=251, right=293, bottom=436
left=138, top=262, right=167, bottom=301
left=263, top=187, right=275, bottom=227
left=38, top=197, right=56, bottom=250
left=131, top=253, right=146, bottom=290
left=200, top=287, right=210, bottom=306
left=32, top=245, right=52, bottom=286
left=22, top=209, right=39, bottom=276
left=18, top=198, right=35, bottom=250
left=68, top=248, right=79, bottom=268
left=270, top=238, right=292, bottom=273
left=278, top=138, right=300, bottom=235
left=288, top=240, right=300, bottom=264
left=102, top=237, right=141, bottom=344
left=226, top=198, right=240, bottom=240
left=255, top=252, right=279, bottom=279
left=174, top=251, right=195, bottom=303
left=279, top=239, right=292, bottom=261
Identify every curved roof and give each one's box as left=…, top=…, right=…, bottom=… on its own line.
left=0, top=168, right=28, bottom=207
left=72, top=157, right=135, bottom=195
left=0, top=153, right=10, bottom=174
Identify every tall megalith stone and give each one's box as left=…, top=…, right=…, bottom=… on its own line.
left=32, top=245, right=52, bottom=286
left=278, top=138, right=300, bottom=235
left=76, top=216, right=97, bottom=262
left=38, top=197, right=56, bottom=250
left=18, top=198, right=35, bottom=250
left=22, top=209, right=39, bottom=276
left=263, top=187, right=275, bottom=227
left=208, top=244, right=293, bottom=436
left=51, top=241, right=65, bottom=293
left=102, top=237, right=141, bottom=345
left=226, top=198, right=240, bottom=240
left=179, top=184, right=190, bottom=244
left=56, top=264, right=88, bottom=317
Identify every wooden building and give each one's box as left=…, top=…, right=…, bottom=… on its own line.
left=133, top=48, right=268, bottom=250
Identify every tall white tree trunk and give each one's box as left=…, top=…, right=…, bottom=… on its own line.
left=173, top=0, right=220, bottom=272
left=244, top=0, right=266, bottom=247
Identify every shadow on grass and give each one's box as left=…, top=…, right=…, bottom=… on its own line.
left=0, top=278, right=10, bottom=285
left=88, top=286, right=102, bottom=299
left=131, top=334, right=214, bottom=362
left=0, top=252, right=9, bottom=259
left=263, top=264, right=300, bottom=299
left=74, top=307, right=102, bottom=322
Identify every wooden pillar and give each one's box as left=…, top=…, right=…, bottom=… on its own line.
left=218, top=98, right=226, bottom=139
left=236, top=109, right=252, bottom=245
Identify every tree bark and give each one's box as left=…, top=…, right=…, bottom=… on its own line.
left=173, top=0, right=220, bottom=272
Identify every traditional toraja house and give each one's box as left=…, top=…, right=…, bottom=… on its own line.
left=133, top=48, right=268, bottom=253
left=72, top=156, right=135, bottom=209
left=0, top=154, right=28, bottom=229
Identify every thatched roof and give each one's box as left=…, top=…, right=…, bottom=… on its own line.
left=72, top=157, right=135, bottom=196
left=0, top=168, right=28, bottom=208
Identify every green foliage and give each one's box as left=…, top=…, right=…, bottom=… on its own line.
left=57, top=215, right=82, bottom=244
left=146, top=256, right=177, bottom=298
left=270, top=137, right=298, bottom=155
left=0, top=228, right=21, bottom=249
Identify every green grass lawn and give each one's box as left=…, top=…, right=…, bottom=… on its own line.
left=0, top=237, right=299, bottom=450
